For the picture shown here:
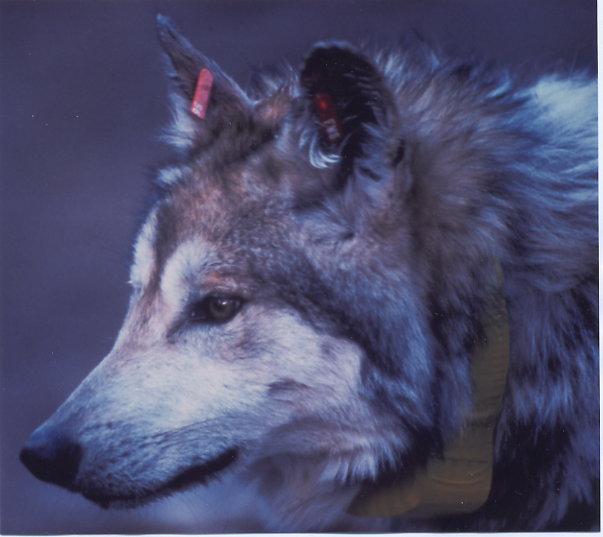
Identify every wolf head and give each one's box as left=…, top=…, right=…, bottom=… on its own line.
left=20, top=15, right=520, bottom=529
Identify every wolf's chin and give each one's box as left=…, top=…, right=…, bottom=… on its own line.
left=83, top=447, right=239, bottom=509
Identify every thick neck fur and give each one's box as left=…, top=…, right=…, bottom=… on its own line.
left=162, top=38, right=597, bottom=531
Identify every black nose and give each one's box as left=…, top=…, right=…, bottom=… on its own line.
left=20, top=434, right=82, bottom=489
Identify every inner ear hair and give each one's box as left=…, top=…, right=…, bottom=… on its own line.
left=300, top=44, right=388, bottom=150
left=299, top=43, right=400, bottom=187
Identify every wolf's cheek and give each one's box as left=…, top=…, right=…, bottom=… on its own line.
left=20, top=302, right=368, bottom=502
left=209, top=307, right=365, bottom=411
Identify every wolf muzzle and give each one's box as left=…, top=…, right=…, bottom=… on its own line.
left=20, top=429, right=82, bottom=490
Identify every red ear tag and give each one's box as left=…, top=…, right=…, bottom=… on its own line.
left=190, top=68, right=214, bottom=119
left=313, top=92, right=342, bottom=142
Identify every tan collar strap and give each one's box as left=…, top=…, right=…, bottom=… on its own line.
left=349, top=285, right=510, bottom=519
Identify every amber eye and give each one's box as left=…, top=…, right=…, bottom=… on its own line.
left=189, top=295, right=243, bottom=325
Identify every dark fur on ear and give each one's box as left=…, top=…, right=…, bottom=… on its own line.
left=299, top=43, right=401, bottom=188
left=156, top=14, right=250, bottom=150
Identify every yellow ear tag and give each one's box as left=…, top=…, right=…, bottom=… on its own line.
left=349, top=289, right=510, bottom=519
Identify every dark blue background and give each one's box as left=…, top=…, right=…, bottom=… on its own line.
left=1, top=0, right=596, bottom=533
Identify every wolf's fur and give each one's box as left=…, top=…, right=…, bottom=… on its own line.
left=20, top=16, right=598, bottom=532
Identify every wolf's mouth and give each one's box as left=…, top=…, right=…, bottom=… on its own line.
left=84, top=448, right=239, bottom=508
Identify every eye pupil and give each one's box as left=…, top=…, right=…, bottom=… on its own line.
left=189, top=295, right=242, bottom=324
left=209, top=297, right=234, bottom=319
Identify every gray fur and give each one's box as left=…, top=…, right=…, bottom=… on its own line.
left=20, top=15, right=598, bottom=532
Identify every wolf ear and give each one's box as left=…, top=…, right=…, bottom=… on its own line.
left=299, top=43, right=401, bottom=188
left=156, top=14, right=249, bottom=150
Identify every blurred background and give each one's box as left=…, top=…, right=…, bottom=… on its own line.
left=0, top=0, right=597, bottom=533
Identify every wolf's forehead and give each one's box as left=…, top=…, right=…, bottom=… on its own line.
left=129, top=185, right=284, bottom=291
left=130, top=208, right=159, bottom=288
left=129, top=198, right=220, bottom=289
left=130, top=218, right=223, bottom=293
left=159, top=239, right=222, bottom=307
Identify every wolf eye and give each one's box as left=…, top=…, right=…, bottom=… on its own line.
left=189, top=295, right=243, bottom=324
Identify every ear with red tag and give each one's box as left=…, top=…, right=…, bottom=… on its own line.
left=156, top=14, right=249, bottom=150
left=300, top=43, right=402, bottom=189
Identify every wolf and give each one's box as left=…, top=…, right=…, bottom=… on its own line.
left=20, top=15, right=598, bottom=532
